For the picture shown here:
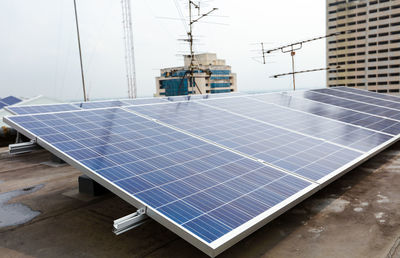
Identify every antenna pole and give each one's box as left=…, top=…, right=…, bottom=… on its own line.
left=185, top=1, right=217, bottom=95
left=73, top=0, right=87, bottom=102
left=290, top=46, right=296, bottom=91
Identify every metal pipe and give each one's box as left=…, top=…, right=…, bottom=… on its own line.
left=73, top=0, right=87, bottom=102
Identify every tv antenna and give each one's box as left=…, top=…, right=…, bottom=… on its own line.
left=271, top=66, right=341, bottom=78
left=182, top=1, right=218, bottom=95
left=259, top=32, right=342, bottom=90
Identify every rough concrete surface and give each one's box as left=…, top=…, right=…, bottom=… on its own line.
left=1, top=144, right=400, bottom=258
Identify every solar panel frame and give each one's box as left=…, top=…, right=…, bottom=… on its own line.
left=4, top=107, right=319, bottom=257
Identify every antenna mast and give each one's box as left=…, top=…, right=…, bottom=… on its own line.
left=186, top=1, right=217, bottom=94
left=121, top=0, right=137, bottom=99
left=73, top=0, right=88, bottom=102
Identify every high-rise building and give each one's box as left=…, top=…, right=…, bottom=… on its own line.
left=326, top=0, right=400, bottom=93
left=155, top=53, right=237, bottom=97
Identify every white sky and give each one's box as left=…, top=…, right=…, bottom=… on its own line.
left=0, top=0, right=326, bottom=101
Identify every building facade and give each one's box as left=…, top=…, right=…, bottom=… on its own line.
left=155, top=53, right=237, bottom=97
left=326, top=0, right=400, bottom=93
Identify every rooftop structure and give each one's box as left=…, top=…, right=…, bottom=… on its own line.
left=326, top=0, right=400, bottom=93
left=155, top=53, right=237, bottom=97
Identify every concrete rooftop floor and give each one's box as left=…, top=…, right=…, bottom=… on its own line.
left=1, top=144, right=400, bottom=258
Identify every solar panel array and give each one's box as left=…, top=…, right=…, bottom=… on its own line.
left=4, top=87, right=400, bottom=257
left=0, top=96, right=22, bottom=109
left=5, top=93, right=240, bottom=115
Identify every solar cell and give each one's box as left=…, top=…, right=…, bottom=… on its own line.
left=4, top=107, right=316, bottom=257
left=129, top=102, right=364, bottom=182
left=248, top=93, right=400, bottom=135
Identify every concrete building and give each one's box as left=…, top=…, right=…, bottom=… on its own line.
left=155, top=53, right=237, bottom=97
left=326, top=0, right=400, bottom=93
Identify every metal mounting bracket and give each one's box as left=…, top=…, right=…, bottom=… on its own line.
left=9, top=139, right=41, bottom=155
left=113, top=207, right=148, bottom=235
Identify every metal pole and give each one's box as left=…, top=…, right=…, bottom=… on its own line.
left=73, top=0, right=87, bottom=102
left=291, top=46, right=296, bottom=91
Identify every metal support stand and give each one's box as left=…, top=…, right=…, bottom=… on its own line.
left=113, top=207, right=148, bottom=235
left=9, top=140, right=41, bottom=155
left=78, top=175, right=110, bottom=196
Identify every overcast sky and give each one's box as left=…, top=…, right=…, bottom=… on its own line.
left=0, top=0, right=326, bottom=101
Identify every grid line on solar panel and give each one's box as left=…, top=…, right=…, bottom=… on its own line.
left=284, top=89, right=400, bottom=122
left=195, top=98, right=389, bottom=152
left=301, top=90, right=400, bottom=121
left=334, top=86, right=400, bottom=103
left=127, top=102, right=365, bottom=182
left=313, top=88, right=400, bottom=112
left=5, top=94, right=243, bottom=115
left=330, top=87, right=400, bottom=107
left=4, top=107, right=314, bottom=250
left=195, top=96, right=393, bottom=152
left=247, top=93, right=400, bottom=136
left=6, top=104, right=81, bottom=115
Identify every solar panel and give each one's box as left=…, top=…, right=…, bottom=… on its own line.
left=196, top=96, right=392, bottom=152
left=128, top=102, right=364, bottom=182
left=312, top=88, right=400, bottom=111
left=5, top=94, right=243, bottom=115
left=1, top=96, right=22, bottom=105
left=249, top=93, right=400, bottom=135
left=166, top=92, right=243, bottom=102
left=4, top=87, right=400, bottom=256
left=121, top=98, right=168, bottom=105
left=334, top=86, right=400, bottom=103
left=4, top=107, right=316, bottom=257
left=74, top=100, right=127, bottom=109
left=6, top=104, right=81, bottom=115
left=287, top=90, right=400, bottom=121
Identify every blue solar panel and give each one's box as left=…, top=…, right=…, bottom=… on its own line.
left=248, top=93, right=400, bottom=135
left=7, top=104, right=80, bottom=115
left=288, top=90, right=400, bottom=121
left=121, top=98, right=168, bottom=105
left=335, top=86, right=400, bottom=103
left=193, top=96, right=392, bottom=152
left=74, top=100, right=126, bottom=109
left=166, top=92, right=243, bottom=102
left=4, top=107, right=314, bottom=255
left=313, top=88, right=400, bottom=111
left=129, top=102, right=363, bottom=181
left=5, top=87, right=400, bottom=256
left=1, top=96, right=22, bottom=105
